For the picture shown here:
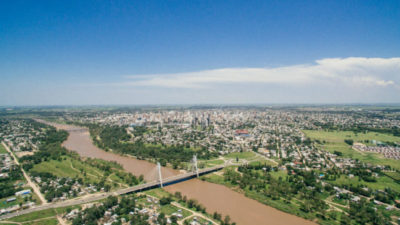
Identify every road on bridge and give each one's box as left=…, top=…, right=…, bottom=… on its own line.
left=0, top=165, right=223, bottom=220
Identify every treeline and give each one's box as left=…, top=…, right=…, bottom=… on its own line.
left=83, top=123, right=218, bottom=165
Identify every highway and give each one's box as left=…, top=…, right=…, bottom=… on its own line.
left=0, top=165, right=223, bottom=220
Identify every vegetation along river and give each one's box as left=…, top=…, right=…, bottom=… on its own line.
left=40, top=120, right=315, bottom=225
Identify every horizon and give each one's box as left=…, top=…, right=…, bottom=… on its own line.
left=2, top=102, right=400, bottom=108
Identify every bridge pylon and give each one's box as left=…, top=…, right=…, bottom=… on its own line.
left=157, top=162, right=163, bottom=188
left=193, top=155, right=199, bottom=178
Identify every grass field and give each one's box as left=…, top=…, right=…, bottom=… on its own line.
left=200, top=159, right=225, bottom=168
left=225, top=151, right=256, bottom=160
left=303, top=130, right=400, bottom=144
left=9, top=208, right=57, bottom=222
left=303, top=130, right=400, bottom=170
left=269, top=170, right=289, bottom=180
left=24, top=218, right=59, bottom=225
left=249, top=159, right=278, bottom=166
left=384, top=171, right=400, bottom=181
left=160, top=204, right=192, bottom=218
left=30, top=156, right=127, bottom=188
left=328, top=174, right=400, bottom=193
left=0, top=144, right=8, bottom=154
left=144, top=188, right=171, bottom=199
left=202, top=173, right=235, bottom=187
left=8, top=205, right=79, bottom=224
left=30, top=157, right=101, bottom=183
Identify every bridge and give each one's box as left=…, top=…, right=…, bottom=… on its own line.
left=0, top=164, right=224, bottom=221
left=115, top=165, right=224, bottom=195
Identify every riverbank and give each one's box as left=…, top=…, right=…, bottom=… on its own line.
left=37, top=120, right=316, bottom=225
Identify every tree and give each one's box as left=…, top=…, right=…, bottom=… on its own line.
left=157, top=212, right=167, bottom=225
left=213, top=212, right=222, bottom=221
left=159, top=197, right=172, bottom=205
left=344, top=139, right=354, bottom=145
left=224, top=215, right=231, bottom=225
left=174, top=191, right=182, bottom=200
left=170, top=215, right=178, bottom=225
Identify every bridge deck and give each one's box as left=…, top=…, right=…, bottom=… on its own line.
left=0, top=165, right=224, bottom=220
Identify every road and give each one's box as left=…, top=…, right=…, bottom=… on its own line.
left=0, top=165, right=224, bottom=220
left=1, top=142, right=47, bottom=204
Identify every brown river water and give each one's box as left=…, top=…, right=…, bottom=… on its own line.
left=39, top=120, right=315, bottom=225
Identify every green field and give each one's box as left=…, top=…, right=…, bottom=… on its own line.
left=8, top=205, right=79, bottom=224
left=303, top=130, right=400, bottom=145
left=225, top=151, right=256, bottom=160
left=144, top=188, right=171, bottom=199
left=9, top=208, right=57, bottom=222
left=303, top=130, right=400, bottom=170
left=24, top=218, right=59, bottom=225
left=384, top=171, right=400, bottom=181
left=160, top=204, right=192, bottom=218
left=0, top=144, right=8, bottom=154
left=249, top=159, right=278, bottom=166
left=31, top=157, right=101, bottom=183
left=30, top=156, right=128, bottom=188
left=328, top=174, right=400, bottom=193
left=269, top=170, right=289, bottom=180
left=203, top=173, right=236, bottom=187
left=200, top=159, right=225, bottom=168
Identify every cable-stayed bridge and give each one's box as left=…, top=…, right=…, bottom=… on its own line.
left=0, top=163, right=224, bottom=221
left=116, top=164, right=223, bottom=195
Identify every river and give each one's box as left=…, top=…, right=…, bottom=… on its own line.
left=39, top=120, right=315, bottom=225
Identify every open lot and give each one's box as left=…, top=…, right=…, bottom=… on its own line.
left=303, top=130, right=400, bottom=170
left=160, top=204, right=192, bottom=218
left=303, top=130, right=400, bottom=145
left=31, top=157, right=102, bottom=183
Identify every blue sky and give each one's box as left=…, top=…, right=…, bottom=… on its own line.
left=1, top=0, right=399, bottom=105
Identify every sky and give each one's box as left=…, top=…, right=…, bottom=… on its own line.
left=0, top=0, right=399, bottom=106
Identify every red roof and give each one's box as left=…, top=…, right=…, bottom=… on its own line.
left=235, top=129, right=249, bottom=135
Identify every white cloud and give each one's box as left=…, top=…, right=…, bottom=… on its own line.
left=123, top=57, right=400, bottom=89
